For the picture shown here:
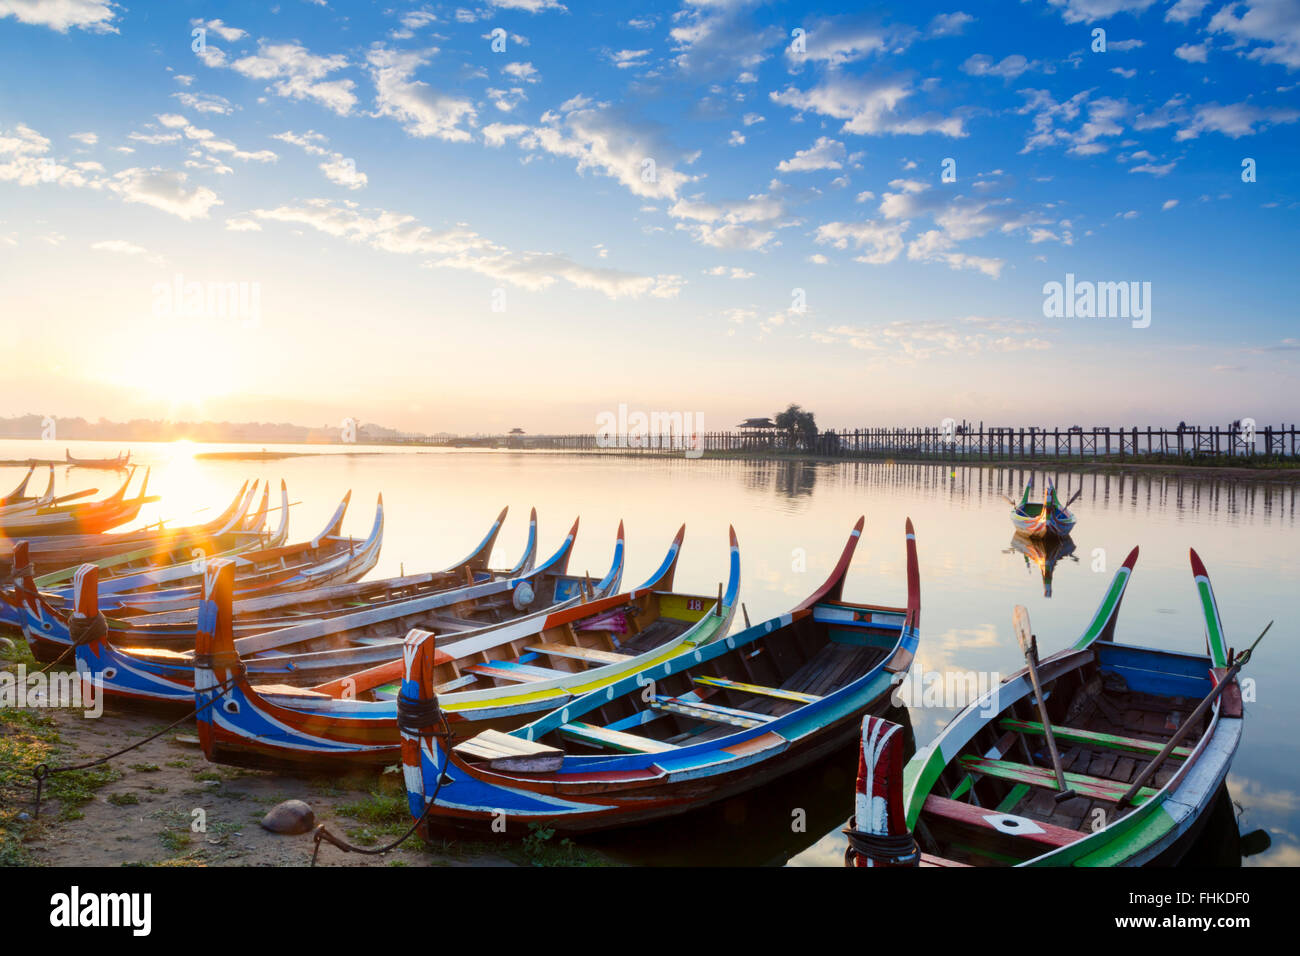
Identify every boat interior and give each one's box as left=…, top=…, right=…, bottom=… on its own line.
left=454, top=599, right=908, bottom=764
left=365, top=587, right=720, bottom=703
left=915, top=641, right=1222, bottom=867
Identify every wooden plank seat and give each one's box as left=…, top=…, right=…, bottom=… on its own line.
left=691, top=675, right=821, bottom=704
left=527, top=643, right=633, bottom=665
left=420, top=614, right=481, bottom=633
left=998, top=718, right=1192, bottom=760
left=372, top=673, right=477, bottom=700
left=559, top=721, right=679, bottom=754
left=454, top=729, right=564, bottom=772
left=923, top=795, right=1085, bottom=852
left=465, top=660, right=570, bottom=683
left=650, top=695, right=774, bottom=729
left=957, top=755, right=1159, bottom=805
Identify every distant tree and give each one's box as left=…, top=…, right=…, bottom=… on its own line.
left=774, top=403, right=818, bottom=451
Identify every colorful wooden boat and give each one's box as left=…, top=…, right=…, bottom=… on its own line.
left=0, top=478, right=264, bottom=575
left=0, top=466, right=157, bottom=537
left=21, top=506, right=528, bottom=663
left=189, top=522, right=727, bottom=769
left=0, top=467, right=99, bottom=513
left=66, top=448, right=130, bottom=469
left=12, top=489, right=383, bottom=659
left=1008, top=532, right=1076, bottom=598
left=844, top=546, right=1248, bottom=867
left=396, top=517, right=918, bottom=834
left=78, top=515, right=607, bottom=704
left=0, top=465, right=36, bottom=507
left=1008, top=479, right=1075, bottom=539
left=0, top=481, right=274, bottom=636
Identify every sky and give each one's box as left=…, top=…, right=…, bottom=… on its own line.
left=0, top=0, right=1297, bottom=435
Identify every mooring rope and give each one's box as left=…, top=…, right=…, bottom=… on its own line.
left=26, top=673, right=239, bottom=818
left=310, top=704, right=454, bottom=866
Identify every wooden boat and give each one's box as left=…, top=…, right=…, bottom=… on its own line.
left=66, top=449, right=130, bottom=469
left=0, top=481, right=275, bottom=636
left=1008, top=479, right=1076, bottom=539
left=1008, top=532, right=1076, bottom=598
left=0, top=465, right=36, bottom=507
left=0, top=466, right=99, bottom=512
left=0, top=467, right=158, bottom=538
left=78, top=515, right=608, bottom=705
left=0, top=478, right=264, bottom=575
left=17, top=490, right=380, bottom=659
left=189, top=523, right=725, bottom=769
left=35, top=506, right=530, bottom=664
left=843, top=546, right=1248, bottom=867
left=397, top=517, right=918, bottom=834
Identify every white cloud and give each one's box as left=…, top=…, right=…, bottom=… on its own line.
left=962, top=53, right=1034, bottom=79
left=1175, top=42, right=1209, bottom=63
left=1208, top=0, right=1300, bottom=70
left=742, top=112, right=764, bottom=126
left=274, top=130, right=366, bottom=188
left=173, top=91, right=235, bottom=114
left=1166, top=0, right=1208, bottom=23
left=191, top=18, right=245, bottom=42
left=1043, top=0, right=1158, bottom=24
left=606, top=49, right=650, bottom=69
left=670, top=0, right=783, bottom=78
left=776, top=136, right=846, bottom=172
left=487, top=0, right=567, bottom=10
left=108, top=167, right=222, bottom=220
left=255, top=198, right=680, bottom=298
left=728, top=130, right=745, bottom=146
left=229, top=41, right=356, bottom=115
left=70, top=131, right=98, bottom=145
left=368, top=46, right=476, bottom=141
left=489, top=100, right=698, bottom=200
left=771, top=74, right=966, bottom=138
left=907, top=229, right=1004, bottom=277
left=502, top=61, right=540, bottom=82
left=1175, top=101, right=1300, bottom=139
left=225, top=217, right=262, bottom=232
left=928, top=12, right=974, bottom=36
left=814, top=219, right=907, bottom=264
left=90, top=238, right=166, bottom=265
left=786, top=17, right=915, bottom=68
left=1162, top=199, right=1179, bottom=210
left=0, top=0, right=118, bottom=33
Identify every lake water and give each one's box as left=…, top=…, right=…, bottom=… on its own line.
left=3, top=439, right=1294, bottom=866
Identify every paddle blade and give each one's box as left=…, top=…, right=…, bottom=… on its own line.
left=1013, top=605, right=1034, bottom=656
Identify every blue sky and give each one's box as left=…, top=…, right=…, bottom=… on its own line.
left=1, top=0, right=1297, bottom=433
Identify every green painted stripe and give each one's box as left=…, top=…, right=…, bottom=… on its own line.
left=1196, top=578, right=1228, bottom=668
left=957, top=755, right=1158, bottom=805
left=995, top=783, right=1031, bottom=813
left=999, top=718, right=1193, bottom=759
left=1073, top=566, right=1129, bottom=650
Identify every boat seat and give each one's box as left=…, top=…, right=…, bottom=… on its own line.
left=372, top=673, right=477, bottom=700
left=691, top=675, right=821, bottom=704
left=454, top=729, right=564, bottom=772
left=252, top=683, right=331, bottom=698
left=465, top=660, right=569, bottom=683
left=957, top=755, right=1159, bottom=805
left=650, top=695, right=774, bottom=729
left=527, top=643, right=633, bottom=665
left=559, top=722, right=679, bottom=754
left=998, top=718, right=1192, bottom=760
left=923, top=795, right=1085, bottom=851
left=420, top=614, right=480, bottom=633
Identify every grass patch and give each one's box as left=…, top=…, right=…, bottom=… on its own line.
left=107, top=792, right=140, bottom=806
left=0, top=704, right=120, bottom=864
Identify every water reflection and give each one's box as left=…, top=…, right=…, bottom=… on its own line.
left=583, top=705, right=916, bottom=867
left=1006, top=533, right=1078, bottom=598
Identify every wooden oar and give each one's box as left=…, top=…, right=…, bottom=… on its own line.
left=1001, top=494, right=1019, bottom=507
left=1115, top=620, right=1271, bottom=808
left=1064, top=489, right=1082, bottom=508
left=1013, top=605, right=1076, bottom=801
